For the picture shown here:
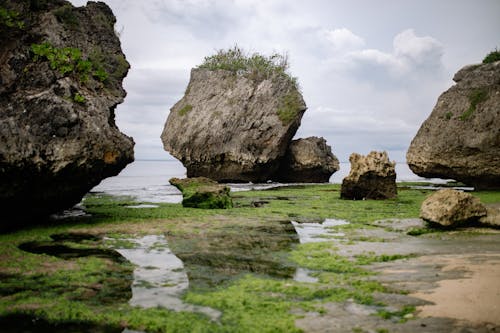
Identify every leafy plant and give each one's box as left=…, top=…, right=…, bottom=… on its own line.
left=73, top=93, right=85, bottom=104
left=482, top=48, right=500, bottom=64
left=198, top=45, right=298, bottom=88
left=31, top=42, right=109, bottom=84
left=0, top=7, right=25, bottom=29
left=459, top=88, right=488, bottom=121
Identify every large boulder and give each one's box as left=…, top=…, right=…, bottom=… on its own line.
left=420, top=189, right=487, bottom=227
left=170, top=177, right=233, bottom=209
left=406, top=61, right=500, bottom=189
left=341, top=151, right=397, bottom=200
left=161, top=50, right=306, bottom=183
left=275, top=136, right=339, bottom=182
left=0, top=0, right=134, bottom=225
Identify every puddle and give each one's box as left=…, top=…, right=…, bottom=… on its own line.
left=291, top=219, right=349, bottom=283
left=126, top=204, right=159, bottom=209
left=291, top=218, right=349, bottom=243
left=166, top=220, right=299, bottom=290
left=111, top=235, right=221, bottom=321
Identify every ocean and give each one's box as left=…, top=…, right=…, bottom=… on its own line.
left=90, top=160, right=437, bottom=203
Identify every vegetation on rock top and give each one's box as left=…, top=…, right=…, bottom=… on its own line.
left=482, top=48, right=500, bottom=64
left=197, top=45, right=299, bottom=88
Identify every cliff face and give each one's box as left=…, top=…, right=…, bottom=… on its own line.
left=0, top=0, right=134, bottom=225
left=407, top=61, right=500, bottom=189
left=161, top=68, right=306, bottom=182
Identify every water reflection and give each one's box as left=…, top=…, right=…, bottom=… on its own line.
left=112, top=235, right=221, bottom=321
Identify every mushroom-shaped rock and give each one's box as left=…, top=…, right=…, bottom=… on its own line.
left=341, top=151, right=397, bottom=200
left=161, top=49, right=306, bottom=183
left=407, top=60, right=500, bottom=189
left=420, top=189, right=487, bottom=227
left=170, top=177, right=233, bottom=209
left=275, top=137, right=339, bottom=182
left=0, top=0, right=133, bottom=226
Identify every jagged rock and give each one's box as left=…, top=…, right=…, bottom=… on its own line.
left=161, top=67, right=306, bottom=182
left=479, top=203, right=500, bottom=227
left=341, top=151, right=397, bottom=200
left=275, top=136, right=339, bottom=182
left=420, top=189, right=487, bottom=227
left=407, top=61, right=500, bottom=189
left=0, top=0, right=133, bottom=225
left=170, top=177, right=233, bottom=209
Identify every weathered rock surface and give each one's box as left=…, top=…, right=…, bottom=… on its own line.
left=420, top=189, right=487, bottom=227
left=479, top=203, right=500, bottom=227
left=170, top=177, right=233, bottom=209
left=407, top=61, right=500, bottom=189
left=341, top=151, right=397, bottom=200
left=161, top=68, right=306, bottom=182
left=0, top=0, right=133, bottom=224
left=275, top=136, right=339, bottom=182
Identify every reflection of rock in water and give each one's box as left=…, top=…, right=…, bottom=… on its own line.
left=167, top=220, right=299, bottom=290
left=113, top=235, right=220, bottom=320
left=291, top=219, right=349, bottom=244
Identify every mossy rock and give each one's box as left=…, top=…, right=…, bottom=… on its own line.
left=170, top=177, right=233, bottom=209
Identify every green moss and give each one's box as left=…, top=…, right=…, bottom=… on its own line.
left=170, top=177, right=233, bottom=209
left=277, top=92, right=303, bottom=125
left=460, top=89, right=488, bottom=121
left=482, top=48, right=500, bottom=64
left=445, top=111, right=453, bottom=120
left=1, top=184, right=497, bottom=332
left=178, top=104, right=193, bottom=116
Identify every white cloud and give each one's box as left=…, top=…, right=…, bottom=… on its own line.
left=324, top=28, right=365, bottom=51
left=394, top=29, right=443, bottom=65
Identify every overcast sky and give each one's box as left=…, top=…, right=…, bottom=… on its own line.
left=70, top=0, right=500, bottom=163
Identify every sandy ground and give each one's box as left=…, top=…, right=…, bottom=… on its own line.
left=411, top=254, right=500, bottom=325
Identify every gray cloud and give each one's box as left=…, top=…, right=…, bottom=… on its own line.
left=68, top=0, right=500, bottom=164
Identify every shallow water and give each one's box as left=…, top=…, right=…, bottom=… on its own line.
left=90, top=160, right=435, bottom=204
left=111, top=235, right=221, bottom=321
left=291, top=218, right=349, bottom=243
left=291, top=218, right=350, bottom=283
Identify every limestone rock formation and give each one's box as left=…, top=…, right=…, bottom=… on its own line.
left=341, top=151, right=397, bottom=200
left=0, top=0, right=133, bottom=225
left=275, top=136, right=339, bottom=183
left=479, top=203, right=500, bottom=227
left=161, top=66, right=306, bottom=182
left=170, top=177, right=233, bottom=209
left=420, top=189, right=487, bottom=227
left=407, top=61, right=500, bottom=189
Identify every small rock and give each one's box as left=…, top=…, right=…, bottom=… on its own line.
left=169, top=177, right=233, bottom=209
left=479, top=203, right=500, bottom=227
left=420, top=189, right=487, bottom=227
left=275, top=136, right=339, bottom=183
left=341, top=151, right=397, bottom=200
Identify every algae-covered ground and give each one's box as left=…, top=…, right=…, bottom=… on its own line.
left=1, top=184, right=499, bottom=333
